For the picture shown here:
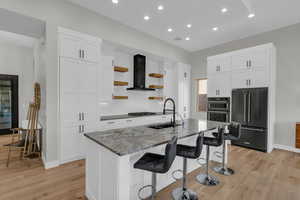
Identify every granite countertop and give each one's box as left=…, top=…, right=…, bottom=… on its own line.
left=85, top=119, right=227, bottom=156
left=100, top=112, right=171, bottom=121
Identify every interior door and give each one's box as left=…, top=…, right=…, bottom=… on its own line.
left=247, top=88, right=268, bottom=128
left=231, top=89, right=248, bottom=126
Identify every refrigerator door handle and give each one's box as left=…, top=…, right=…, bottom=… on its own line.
left=248, top=93, right=251, bottom=122
left=242, top=127, right=265, bottom=132
left=243, top=93, right=247, bottom=122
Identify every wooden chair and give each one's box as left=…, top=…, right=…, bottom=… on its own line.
left=6, top=103, right=39, bottom=167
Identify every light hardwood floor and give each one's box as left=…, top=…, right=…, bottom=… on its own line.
left=0, top=135, right=300, bottom=200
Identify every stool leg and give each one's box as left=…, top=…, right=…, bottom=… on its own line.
left=212, top=140, right=234, bottom=176
left=172, top=158, right=198, bottom=200
left=196, top=145, right=219, bottom=186
left=151, top=172, right=156, bottom=200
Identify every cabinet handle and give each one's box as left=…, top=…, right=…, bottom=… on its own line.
left=82, top=125, right=85, bottom=132
left=82, top=50, right=85, bottom=59
left=249, top=79, right=251, bottom=86
left=82, top=112, right=84, bottom=121
left=79, top=50, right=81, bottom=59
left=79, top=113, right=81, bottom=121
left=246, top=61, right=248, bottom=67
left=107, top=121, right=115, bottom=124
left=249, top=60, right=252, bottom=67
left=79, top=125, right=81, bottom=133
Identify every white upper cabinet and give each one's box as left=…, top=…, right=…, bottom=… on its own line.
left=208, top=43, right=274, bottom=95
left=207, top=56, right=231, bottom=74
left=59, top=34, right=82, bottom=60
left=231, top=48, right=269, bottom=72
left=207, top=72, right=231, bottom=97
left=81, top=39, right=101, bottom=63
left=59, top=29, right=101, bottom=63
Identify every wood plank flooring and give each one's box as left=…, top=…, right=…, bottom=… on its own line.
left=0, top=135, right=299, bottom=200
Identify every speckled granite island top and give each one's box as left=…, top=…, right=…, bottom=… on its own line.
left=84, top=119, right=227, bottom=156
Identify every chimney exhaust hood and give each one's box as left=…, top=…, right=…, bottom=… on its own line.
left=127, top=54, right=155, bottom=91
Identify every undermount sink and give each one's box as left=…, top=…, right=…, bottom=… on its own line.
left=148, top=123, right=182, bottom=129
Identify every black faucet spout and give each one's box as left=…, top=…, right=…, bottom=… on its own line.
left=163, top=98, right=176, bottom=126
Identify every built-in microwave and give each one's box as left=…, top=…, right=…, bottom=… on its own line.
left=207, top=97, right=230, bottom=123
left=207, top=97, right=230, bottom=111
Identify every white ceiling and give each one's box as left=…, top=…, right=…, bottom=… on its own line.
left=66, top=0, right=300, bottom=52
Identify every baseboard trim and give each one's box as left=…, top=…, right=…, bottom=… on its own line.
left=273, top=144, right=300, bottom=153
left=42, top=156, right=59, bottom=169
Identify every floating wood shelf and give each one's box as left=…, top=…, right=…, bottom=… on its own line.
left=148, top=97, right=164, bottom=100
left=114, top=81, right=128, bottom=86
left=149, top=85, right=164, bottom=89
left=114, top=66, right=128, bottom=72
left=149, top=73, right=164, bottom=78
left=113, top=96, right=128, bottom=100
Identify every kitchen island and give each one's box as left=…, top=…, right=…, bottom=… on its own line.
left=84, top=119, right=227, bottom=200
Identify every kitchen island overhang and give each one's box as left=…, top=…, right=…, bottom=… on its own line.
left=84, top=119, right=228, bottom=200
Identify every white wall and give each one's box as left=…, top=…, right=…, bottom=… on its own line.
left=0, top=41, right=34, bottom=125
left=0, top=0, right=190, bottom=163
left=190, top=23, right=300, bottom=149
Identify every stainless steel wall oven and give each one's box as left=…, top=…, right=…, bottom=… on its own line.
left=207, top=97, right=230, bottom=123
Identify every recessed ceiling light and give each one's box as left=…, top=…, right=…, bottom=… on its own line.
left=221, top=8, right=228, bottom=13
left=248, top=13, right=255, bottom=18
left=112, top=0, right=119, bottom=4
left=144, top=15, right=150, bottom=21
left=187, top=24, right=192, bottom=28
left=158, top=5, right=164, bottom=10
left=185, top=37, right=190, bottom=41
left=167, top=28, right=173, bottom=32
left=212, top=27, right=219, bottom=31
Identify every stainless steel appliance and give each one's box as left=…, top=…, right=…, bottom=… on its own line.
left=0, top=74, right=18, bottom=135
left=231, top=88, right=268, bottom=152
left=207, top=97, right=230, bottom=123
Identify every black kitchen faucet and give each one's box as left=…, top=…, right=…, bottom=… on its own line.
left=163, top=98, right=176, bottom=127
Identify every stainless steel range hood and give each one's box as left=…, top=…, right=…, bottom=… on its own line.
left=127, top=54, right=155, bottom=91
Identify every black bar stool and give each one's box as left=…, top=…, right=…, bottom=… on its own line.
left=212, top=122, right=241, bottom=175
left=134, top=136, right=178, bottom=200
left=171, top=134, right=203, bottom=200
left=196, top=127, right=224, bottom=186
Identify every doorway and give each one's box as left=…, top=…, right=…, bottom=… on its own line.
left=0, top=74, right=18, bottom=135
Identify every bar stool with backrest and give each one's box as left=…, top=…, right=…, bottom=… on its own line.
left=134, top=136, right=178, bottom=200
left=171, top=133, right=203, bottom=200
left=212, top=122, right=241, bottom=175
left=196, top=127, right=224, bottom=186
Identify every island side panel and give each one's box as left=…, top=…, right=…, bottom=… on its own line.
left=85, top=138, right=131, bottom=200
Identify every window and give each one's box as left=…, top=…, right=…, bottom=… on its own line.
left=197, top=79, right=207, bottom=112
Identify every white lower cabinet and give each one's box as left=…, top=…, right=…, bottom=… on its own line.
left=98, top=115, right=173, bottom=131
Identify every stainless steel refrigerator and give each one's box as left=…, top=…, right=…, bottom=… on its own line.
left=231, top=88, right=268, bottom=152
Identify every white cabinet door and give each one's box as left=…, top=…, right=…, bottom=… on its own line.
left=231, top=71, right=249, bottom=89
left=207, top=56, right=231, bottom=74
left=79, top=61, right=98, bottom=93
left=60, top=58, right=81, bottom=93
left=61, top=125, right=81, bottom=162
left=163, top=62, right=177, bottom=100
left=249, top=49, right=269, bottom=70
left=232, top=70, right=269, bottom=89
left=80, top=92, right=97, bottom=132
left=60, top=34, right=81, bottom=60
left=81, top=40, right=101, bottom=63
left=99, top=56, right=114, bottom=102
left=249, top=70, right=269, bottom=88
left=207, top=73, right=231, bottom=97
